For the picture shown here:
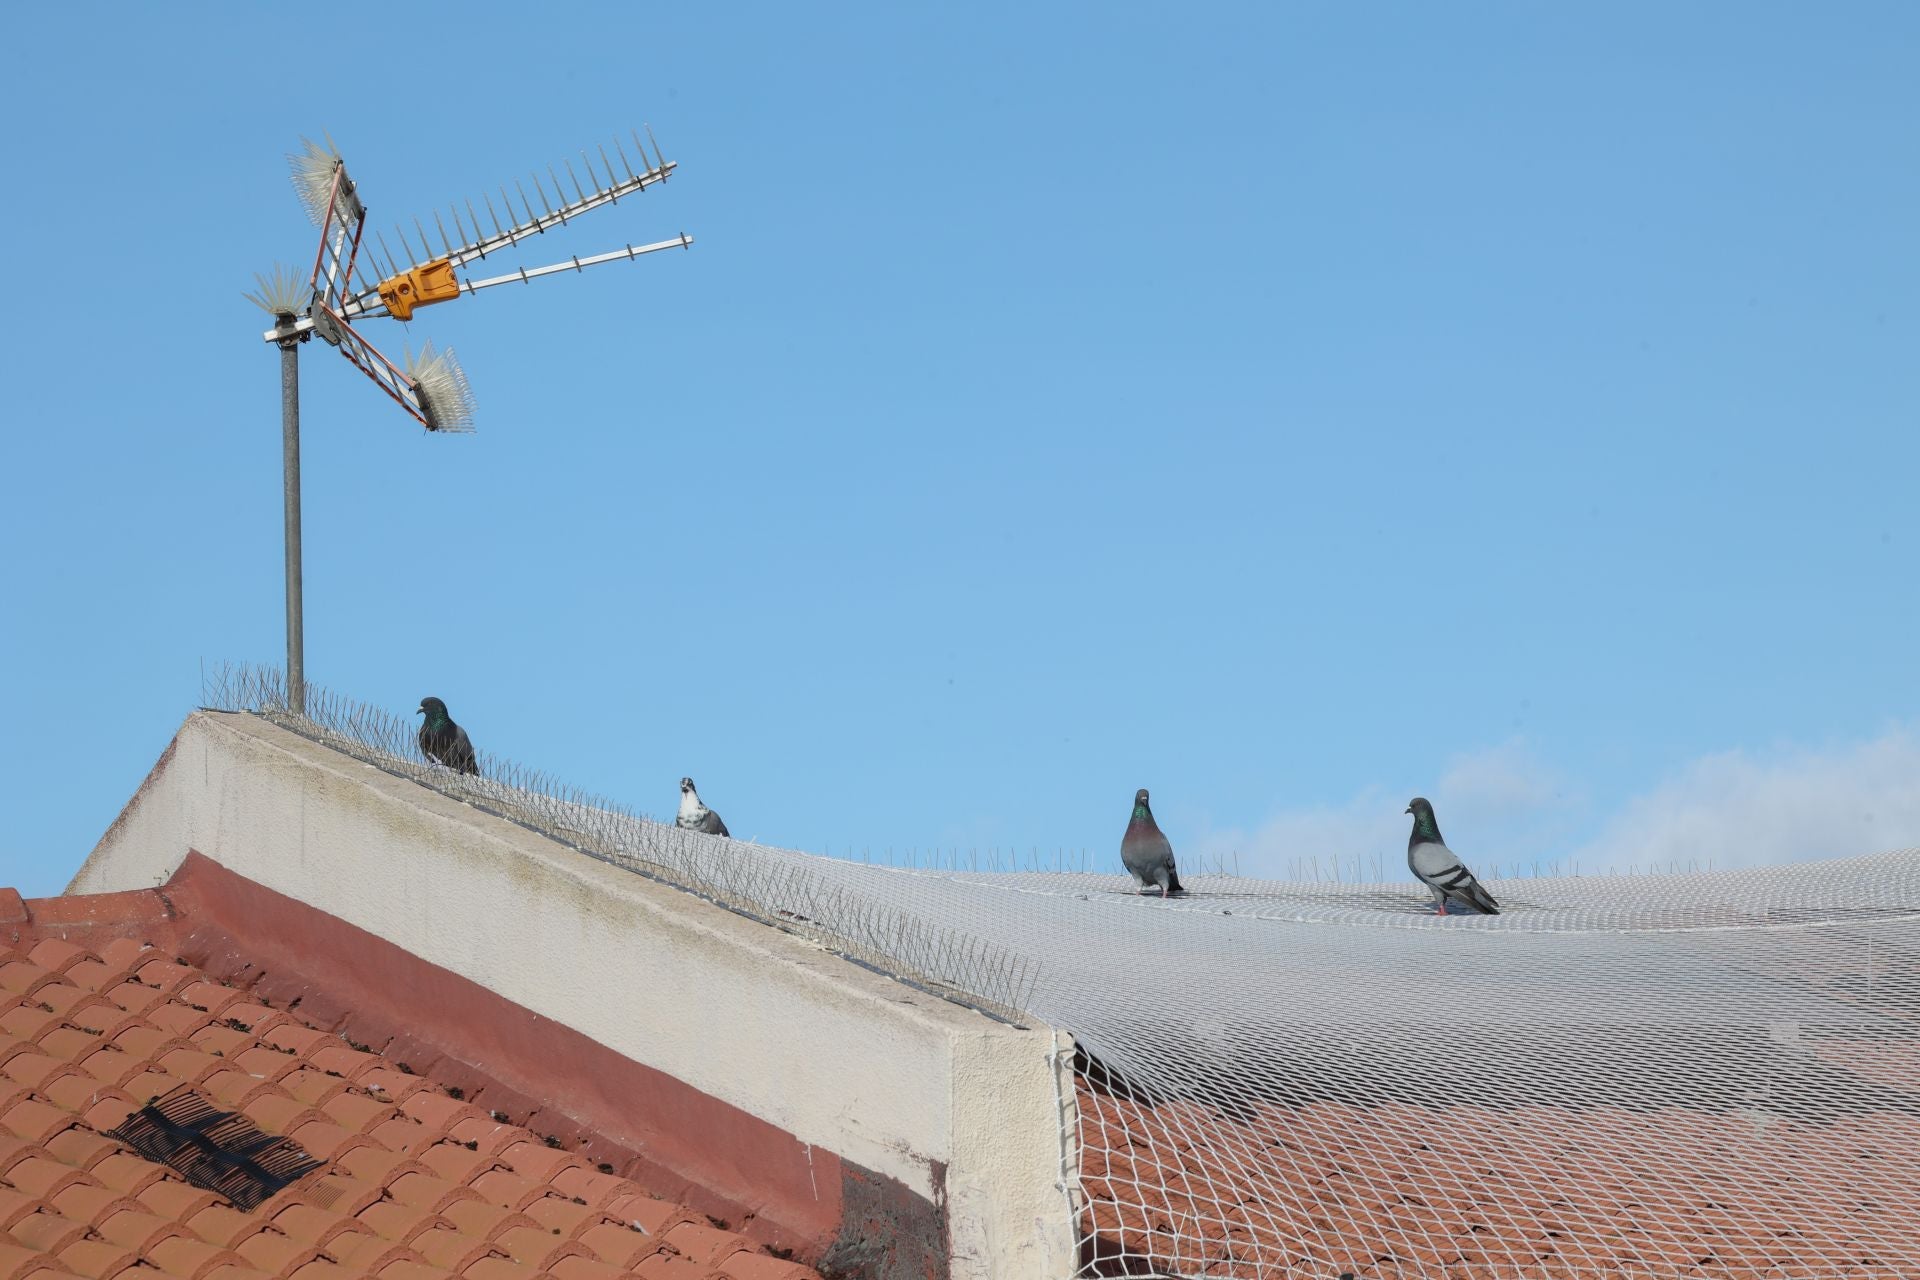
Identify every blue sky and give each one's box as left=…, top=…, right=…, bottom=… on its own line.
left=1, top=4, right=1916, bottom=898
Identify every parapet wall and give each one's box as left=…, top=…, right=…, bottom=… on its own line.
left=71, top=711, right=1077, bottom=1280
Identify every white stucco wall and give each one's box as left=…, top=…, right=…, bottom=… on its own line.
left=72, top=711, right=1077, bottom=1279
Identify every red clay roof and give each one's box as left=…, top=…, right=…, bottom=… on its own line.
left=0, top=930, right=820, bottom=1280
left=1077, top=1078, right=1920, bottom=1277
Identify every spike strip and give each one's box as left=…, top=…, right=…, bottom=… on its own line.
left=198, top=663, right=1041, bottom=1024
left=405, top=342, right=476, bottom=433
left=337, top=134, right=679, bottom=314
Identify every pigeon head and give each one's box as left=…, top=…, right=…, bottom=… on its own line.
left=1405, top=797, right=1442, bottom=841
left=418, top=697, right=450, bottom=720
left=1133, top=788, right=1151, bottom=816
left=679, top=777, right=696, bottom=794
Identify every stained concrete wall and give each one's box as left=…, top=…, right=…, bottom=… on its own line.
left=72, top=711, right=1078, bottom=1279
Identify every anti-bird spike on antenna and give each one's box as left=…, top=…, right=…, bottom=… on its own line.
left=243, top=262, right=311, bottom=317
left=288, top=135, right=350, bottom=228
left=405, top=342, right=476, bottom=433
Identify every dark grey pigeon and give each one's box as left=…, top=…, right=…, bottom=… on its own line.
left=1121, top=788, right=1184, bottom=896
left=677, top=777, right=730, bottom=837
left=1405, top=796, right=1499, bottom=915
left=417, top=696, right=479, bottom=776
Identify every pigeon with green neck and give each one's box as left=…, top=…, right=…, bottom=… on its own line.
left=1405, top=796, right=1498, bottom=915
left=1121, top=788, right=1184, bottom=897
left=416, top=697, right=479, bottom=776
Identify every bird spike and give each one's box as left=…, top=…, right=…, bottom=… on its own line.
left=243, top=262, right=310, bottom=317
left=288, top=134, right=346, bottom=228
left=405, top=341, right=476, bottom=433
left=482, top=191, right=507, bottom=239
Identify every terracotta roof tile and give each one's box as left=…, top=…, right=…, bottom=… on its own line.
left=283, top=1260, right=353, bottom=1280
left=491, top=1143, right=579, bottom=1188
left=317, top=1090, right=395, bottom=1134
left=3, top=1254, right=83, bottom=1280
left=467, top=1170, right=550, bottom=1214
left=378, top=1260, right=458, bottom=1280
left=233, top=1229, right=325, bottom=1275
left=368, top=1116, right=434, bottom=1155
left=518, top=1196, right=600, bottom=1239
left=7, top=1215, right=84, bottom=1257
left=323, top=1232, right=419, bottom=1272
left=254, top=1027, right=328, bottom=1062
left=182, top=1201, right=266, bottom=1250
left=712, top=1253, right=816, bottom=1280
left=0, top=932, right=821, bottom=1280
left=297, top=1044, right=372, bottom=1081
left=572, top=1223, right=654, bottom=1269
left=629, top=1254, right=710, bottom=1280
left=545, top=1256, right=632, bottom=1280
left=279, top=1121, right=360, bottom=1164
left=387, top=1172, right=479, bottom=1216
left=438, top=1199, right=535, bottom=1243
left=458, top=1259, right=541, bottom=1280
left=598, top=1195, right=694, bottom=1240
left=49, top=1240, right=138, bottom=1279
left=395, top=1091, right=481, bottom=1134
left=546, top=1168, right=628, bottom=1211
left=145, top=1232, right=242, bottom=1276
left=657, top=1222, right=747, bottom=1267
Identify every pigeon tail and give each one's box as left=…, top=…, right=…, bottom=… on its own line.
left=1452, top=879, right=1500, bottom=915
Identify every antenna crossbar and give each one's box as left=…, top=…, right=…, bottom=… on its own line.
left=453, top=233, right=694, bottom=296
left=317, top=304, right=429, bottom=428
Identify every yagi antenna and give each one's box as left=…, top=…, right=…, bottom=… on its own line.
left=248, top=122, right=695, bottom=717
left=256, top=125, right=694, bottom=431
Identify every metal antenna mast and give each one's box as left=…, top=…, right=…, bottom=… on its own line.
left=245, top=129, right=693, bottom=712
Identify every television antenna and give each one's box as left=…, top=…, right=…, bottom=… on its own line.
left=244, top=128, right=692, bottom=713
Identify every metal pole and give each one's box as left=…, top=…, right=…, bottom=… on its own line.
left=277, top=320, right=305, bottom=716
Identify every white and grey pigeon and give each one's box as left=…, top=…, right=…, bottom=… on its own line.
left=1405, top=796, right=1499, bottom=915
left=676, top=777, right=730, bottom=837
left=1121, top=788, right=1184, bottom=897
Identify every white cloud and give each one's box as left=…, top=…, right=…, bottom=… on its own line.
left=1197, top=727, right=1920, bottom=881
left=1570, top=727, right=1920, bottom=872
left=1195, top=740, right=1571, bottom=880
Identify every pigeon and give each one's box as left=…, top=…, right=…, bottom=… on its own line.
left=416, top=697, right=479, bottom=776
left=1121, top=788, right=1184, bottom=896
left=1405, top=796, right=1499, bottom=915
left=676, top=777, right=730, bottom=837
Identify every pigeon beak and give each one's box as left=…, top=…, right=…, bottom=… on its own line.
left=1404, top=805, right=1412, bottom=814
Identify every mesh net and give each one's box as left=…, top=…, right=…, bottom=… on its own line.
left=202, top=667, right=1920, bottom=1279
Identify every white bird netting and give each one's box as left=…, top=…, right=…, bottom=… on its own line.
left=203, top=667, right=1920, bottom=1279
